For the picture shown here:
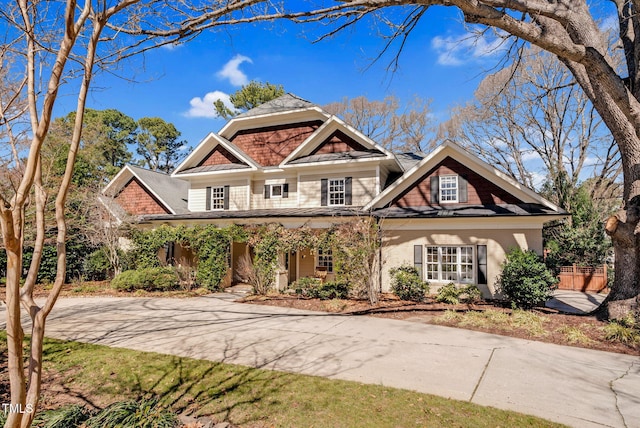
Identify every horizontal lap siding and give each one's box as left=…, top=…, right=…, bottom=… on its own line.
left=115, top=178, right=170, bottom=215
left=189, top=179, right=248, bottom=211
left=229, top=121, right=322, bottom=166
left=393, top=157, right=522, bottom=207
left=299, top=170, right=377, bottom=207
left=252, top=179, right=298, bottom=209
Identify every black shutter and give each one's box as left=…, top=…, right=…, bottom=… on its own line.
left=458, top=175, right=468, bottom=203
left=205, top=187, right=211, bottom=211
left=477, top=245, right=487, bottom=285
left=345, top=177, right=352, bottom=205
left=414, top=245, right=423, bottom=279
left=321, top=179, right=328, bottom=206
left=223, top=185, right=230, bottom=210
left=264, top=184, right=270, bottom=199
left=430, top=176, right=439, bottom=204
left=283, top=183, right=289, bottom=198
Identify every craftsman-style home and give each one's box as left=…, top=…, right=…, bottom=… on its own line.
left=104, top=94, right=566, bottom=297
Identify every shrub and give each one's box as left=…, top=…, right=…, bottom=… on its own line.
left=435, top=282, right=461, bottom=304
left=389, top=265, right=429, bottom=302
left=111, top=267, right=180, bottom=292
left=604, top=314, right=639, bottom=344
left=36, top=404, right=94, bottom=428
left=85, top=398, right=179, bottom=428
left=83, top=247, right=111, bottom=281
left=497, top=248, right=557, bottom=309
left=293, top=278, right=350, bottom=300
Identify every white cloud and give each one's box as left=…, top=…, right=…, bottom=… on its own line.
left=184, top=91, right=231, bottom=118
left=216, top=54, right=252, bottom=86
left=431, top=32, right=506, bottom=66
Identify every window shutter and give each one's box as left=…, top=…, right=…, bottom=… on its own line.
left=430, top=176, right=439, bottom=204
left=345, top=177, right=352, bottom=205
left=205, top=187, right=211, bottom=211
left=283, top=183, right=289, bottom=198
left=477, top=245, right=487, bottom=285
left=321, top=179, right=328, bottom=206
left=264, top=184, right=270, bottom=199
left=223, top=185, right=230, bottom=210
left=458, top=175, right=468, bottom=203
left=414, top=245, right=423, bottom=279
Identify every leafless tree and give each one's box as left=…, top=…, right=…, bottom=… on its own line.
left=0, top=2, right=310, bottom=426
left=286, top=0, right=640, bottom=320
left=324, top=94, right=435, bottom=152
left=441, top=46, right=622, bottom=215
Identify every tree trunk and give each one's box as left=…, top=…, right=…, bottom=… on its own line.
left=603, top=209, right=640, bottom=320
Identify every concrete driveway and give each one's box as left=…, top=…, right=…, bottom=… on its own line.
left=2, top=294, right=639, bottom=428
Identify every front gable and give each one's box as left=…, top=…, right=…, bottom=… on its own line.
left=198, top=145, right=247, bottom=167
left=366, top=141, right=563, bottom=213
left=114, top=177, right=171, bottom=215
left=393, top=157, right=523, bottom=207
left=172, top=133, right=258, bottom=176
left=281, top=116, right=392, bottom=167
left=228, top=120, right=324, bottom=166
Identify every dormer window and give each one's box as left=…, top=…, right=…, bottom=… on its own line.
left=320, top=177, right=352, bottom=206
left=329, top=179, right=345, bottom=206
left=264, top=183, right=289, bottom=199
left=205, top=185, right=229, bottom=210
left=440, top=175, right=458, bottom=203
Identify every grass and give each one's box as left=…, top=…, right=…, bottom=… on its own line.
left=0, top=332, right=565, bottom=427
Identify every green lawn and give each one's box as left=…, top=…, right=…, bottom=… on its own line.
left=1, top=333, right=565, bottom=427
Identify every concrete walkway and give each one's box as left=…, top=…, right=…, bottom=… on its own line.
left=2, top=295, right=639, bottom=428
left=546, top=290, right=608, bottom=314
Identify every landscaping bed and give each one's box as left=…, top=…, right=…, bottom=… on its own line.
left=241, top=293, right=640, bottom=356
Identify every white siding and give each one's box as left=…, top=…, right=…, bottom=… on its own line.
left=298, top=169, right=378, bottom=207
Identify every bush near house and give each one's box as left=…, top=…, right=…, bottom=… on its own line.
left=111, top=267, right=180, bottom=292
left=293, top=277, right=350, bottom=300
left=435, top=283, right=482, bottom=305
left=497, top=248, right=557, bottom=309
left=389, top=265, right=429, bottom=302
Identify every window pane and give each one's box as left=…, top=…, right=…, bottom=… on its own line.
left=440, top=176, right=458, bottom=202
left=211, top=186, right=225, bottom=210
left=328, top=178, right=345, bottom=205
left=271, top=184, right=282, bottom=197
left=425, top=246, right=439, bottom=280
left=318, top=248, right=333, bottom=272
left=442, top=247, right=458, bottom=281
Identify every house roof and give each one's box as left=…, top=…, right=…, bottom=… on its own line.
left=104, top=165, right=189, bottom=214
left=287, top=150, right=386, bottom=165
left=365, top=140, right=566, bottom=214
left=235, top=93, right=316, bottom=118
left=139, top=207, right=365, bottom=222
left=374, top=204, right=566, bottom=218
left=394, top=152, right=424, bottom=171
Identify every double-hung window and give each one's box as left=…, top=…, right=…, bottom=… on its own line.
left=206, top=185, right=229, bottom=211
left=439, top=175, right=458, bottom=203
left=328, top=179, right=345, bottom=206
left=424, top=246, right=474, bottom=283
left=317, top=248, right=333, bottom=273
left=210, top=186, right=225, bottom=210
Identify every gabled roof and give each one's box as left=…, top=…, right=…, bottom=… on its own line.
left=103, top=165, right=189, bottom=214
left=280, top=115, right=395, bottom=167
left=235, top=93, right=316, bottom=118
left=172, top=132, right=259, bottom=176
left=365, top=140, right=566, bottom=214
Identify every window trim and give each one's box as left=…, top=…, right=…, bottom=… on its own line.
left=439, top=175, right=459, bottom=203
left=424, top=245, right=475, bottom=284
left=210, top=186, right=225, bottom=211
left=328, top=178, right=346, bottom=206
left=271, top=184, right=283, bottom=198
left=317, top=248, right=334, bottom=273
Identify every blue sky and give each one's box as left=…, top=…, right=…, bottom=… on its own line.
left=56, top=7, right=514, bottom=149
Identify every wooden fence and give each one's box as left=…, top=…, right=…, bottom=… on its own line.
left=557, top=264, right=608, bottom=292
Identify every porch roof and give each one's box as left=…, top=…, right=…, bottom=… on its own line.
left=373, top=203, right=568, bottom=218
left=139, top=207, right=365, bottom=222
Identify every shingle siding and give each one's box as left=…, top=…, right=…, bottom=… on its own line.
left=115, top=178, right=170, bottom=215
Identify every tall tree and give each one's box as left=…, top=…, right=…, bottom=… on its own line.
left=288, top=0, right=640, bottom=321
left=0, top=2, right=286, bottom=427
left=135, top=117, right=186, bottom=173
left=214, top=80, right=285, bottom=119
left=324, top=94, right=434, bottom=152
left=441, top=46, right=621, bottom=215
